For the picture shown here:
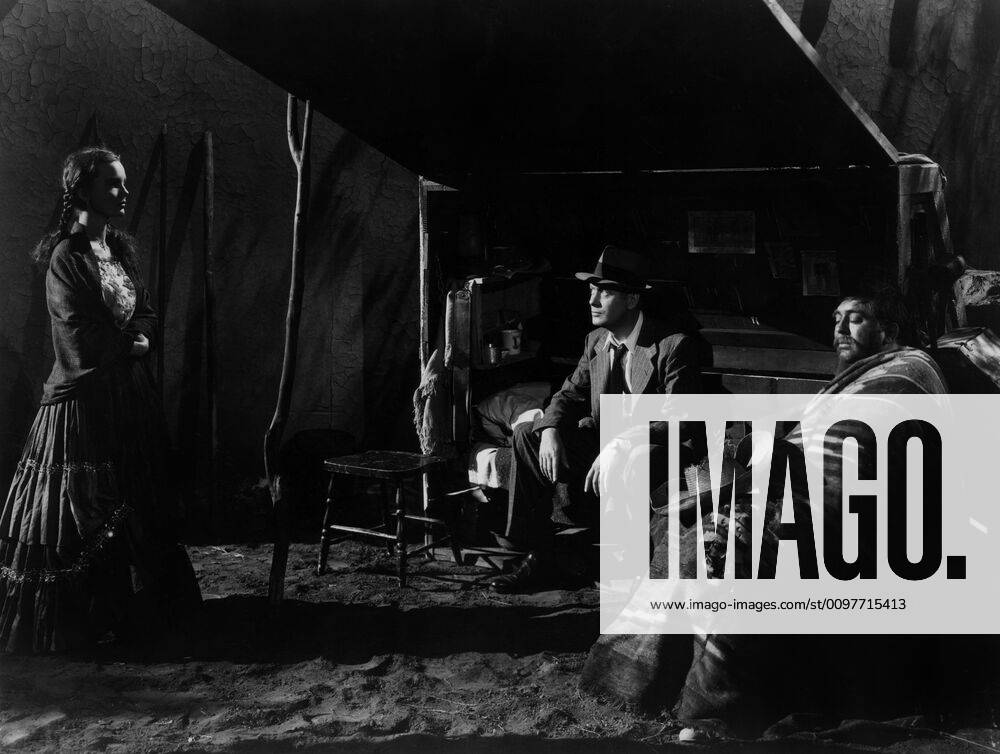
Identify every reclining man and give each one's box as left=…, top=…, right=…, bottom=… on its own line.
left=827, top=283, right=947, bottom=394
left=490, top=245, right=706, bottom=594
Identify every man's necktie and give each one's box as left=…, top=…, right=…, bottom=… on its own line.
left=606, top=343, right=629, bottom=395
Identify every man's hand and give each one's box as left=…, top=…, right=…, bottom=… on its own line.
left=131, top=333, right=150, bottom=357
left=584, top=442, right=626, bottom=498
left=538, top=427, right=567, bottom=483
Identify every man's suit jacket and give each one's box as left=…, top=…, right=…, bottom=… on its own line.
left=535, top=315, right=705, bottom=435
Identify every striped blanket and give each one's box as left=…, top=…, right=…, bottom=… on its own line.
left=820, top=346, right=947, bottom=396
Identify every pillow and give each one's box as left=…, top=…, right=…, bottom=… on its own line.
left=473, top=382, right=550, bottom=446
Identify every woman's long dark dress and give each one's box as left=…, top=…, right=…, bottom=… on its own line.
left=0, top=232, right=201, bottom=652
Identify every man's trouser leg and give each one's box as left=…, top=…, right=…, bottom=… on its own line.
left=505, top=417, right=598, bottom=554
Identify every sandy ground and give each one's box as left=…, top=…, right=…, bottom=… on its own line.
left=1, top=541, right=998, bottom=752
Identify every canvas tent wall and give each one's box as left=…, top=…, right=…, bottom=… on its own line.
left=0, top=0, right=418, bottom=501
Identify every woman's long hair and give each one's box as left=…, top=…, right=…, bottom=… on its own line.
left=31, top=147, right=142, bottom=280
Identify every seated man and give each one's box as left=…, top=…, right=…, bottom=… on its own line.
left=491, top=245, right=705, bottom=593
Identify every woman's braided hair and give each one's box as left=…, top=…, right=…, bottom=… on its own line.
left=31, top=146, right=142, bottom=279
left=57, top=176, right=81, bottom=236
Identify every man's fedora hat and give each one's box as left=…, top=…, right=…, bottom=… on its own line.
left=575, top=245, right=653, bottom=291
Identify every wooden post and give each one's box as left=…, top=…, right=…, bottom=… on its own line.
left=157, top=123, right=167, bottom=396
left=395, top=483, right=407, bottom=587
left=266, top=95, right=313, bottom=607
left=418, top=176, right=431, bottom=369
left=417, top=177, right=433, bottom=550
left=203, top=132, right=219, bottom=518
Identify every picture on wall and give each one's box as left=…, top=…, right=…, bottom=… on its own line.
left=800, top=250, right=841, bottom=297
left=687, top=210, right=755, bottom=255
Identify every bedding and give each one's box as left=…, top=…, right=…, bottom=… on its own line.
left=467, top=442, right=509, bottom=488
left=467, top=382, right=549, bottom=487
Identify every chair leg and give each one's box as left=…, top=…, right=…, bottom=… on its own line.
left=316, top=474, right=335, bottom=576
left=380, top=480, right=393, bottom=555
left=421, top=471, right=433, bottom=558
left=395, top=481, right=406, bottom=587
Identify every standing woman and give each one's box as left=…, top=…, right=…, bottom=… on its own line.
left=0, top=147, right=201, bottom=652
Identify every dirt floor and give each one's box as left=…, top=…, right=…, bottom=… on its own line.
left=1, top=541, right=998, bottom=752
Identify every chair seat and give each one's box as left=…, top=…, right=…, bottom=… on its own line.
left=324, top=450, right=447, bottom=479
left=317, top=450, right=456, bottom=585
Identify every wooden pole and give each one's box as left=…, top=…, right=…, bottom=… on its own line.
left=417, top=177, right=433, bottom=549
left=203, top=132, right=219, bottom=520
left=418, top=176, right=430, bottom=369
left=157, top=123, right=167, bottom=396
left=266, top=95, right=313, bottom=607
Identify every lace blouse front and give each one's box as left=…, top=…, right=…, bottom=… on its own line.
left=96, top=258, right=137, bottom=329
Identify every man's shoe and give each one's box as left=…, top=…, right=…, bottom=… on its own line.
left=489, top=552, right=553, bottom=594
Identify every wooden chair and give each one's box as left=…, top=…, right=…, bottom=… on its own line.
left=316, top=450, right=458, bottom=586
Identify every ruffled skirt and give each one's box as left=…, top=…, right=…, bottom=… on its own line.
left=0, top=359, right=201, bottom=653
